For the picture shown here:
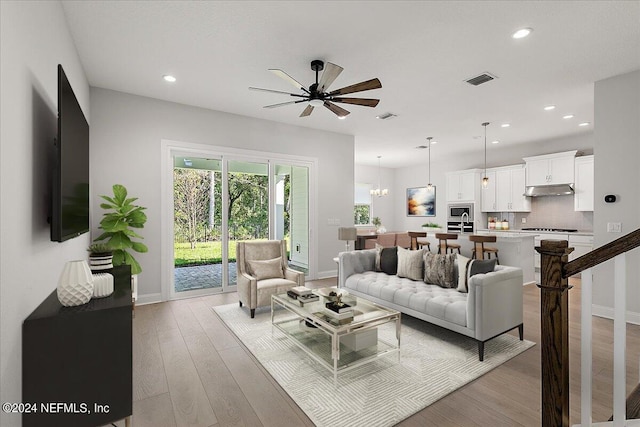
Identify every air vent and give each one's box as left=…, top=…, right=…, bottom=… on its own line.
left=465, top=72, right=498, bottom=86
left=376, top=112, right=397, bottom=120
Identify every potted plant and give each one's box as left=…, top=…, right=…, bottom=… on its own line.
left=421, top=222, right=442, bottom=232
left=94, top=184, right=148, bottom=281
left=87, top=243, right=114, bottom=271
left=372, top=217, right=386, bottom=234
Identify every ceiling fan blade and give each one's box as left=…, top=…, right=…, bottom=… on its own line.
left=249, top=87, right=306, bottom=98
left=264, top=100, right=305, bottom=109
left=328, top=78, right=382, bottom=96
left=269, top=69, right=310, bottom=94
left=330, top=97, right=379, bottom=107
left=323, top=101, right=350, bottom=117
left=300, top=105, right=314, bottom=117
left=317, top=62, right=343, bottom=92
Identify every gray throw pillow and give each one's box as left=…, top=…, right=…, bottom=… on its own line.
left=396, top=247, right=424, bottom=281
left=247, top=257, right=284, bottom=280
left=456, top=257, right=497, bottom=293
left=423, top=252, right=457, bottom=288
left=469, top=258, right=497, bottom=277
left=375, top=244, right=398, bottom=275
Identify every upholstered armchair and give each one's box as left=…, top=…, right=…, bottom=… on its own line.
left=236, top=240, right=304, bottom=318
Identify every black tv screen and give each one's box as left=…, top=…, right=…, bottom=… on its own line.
left=51, top=64, right=90, bottom=242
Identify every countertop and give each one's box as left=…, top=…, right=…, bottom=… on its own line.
left=477, top=228, right=594, bottom=237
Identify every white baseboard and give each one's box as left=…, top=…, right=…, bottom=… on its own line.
left=592, top=304, right=640, bottom=325
left=136, top=293, right=163, bottom=305
left=317, top=269, right=337, bottom=280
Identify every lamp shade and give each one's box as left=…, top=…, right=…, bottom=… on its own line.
left=57, top=260, right=94, bottom=307
left=338, top=227, right=357, bottom=241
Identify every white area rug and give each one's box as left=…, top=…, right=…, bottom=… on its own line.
left=214, top=304, right=535, bottom=427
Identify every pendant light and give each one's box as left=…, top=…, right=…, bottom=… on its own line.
left=482, top=122, right=490, bottom=188
left=426, top=137, right=433, bottom=191
left=370, top=155, right=388, bottom=197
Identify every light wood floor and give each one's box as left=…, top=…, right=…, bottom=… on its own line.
left=111, top=277, right=640, bottom=427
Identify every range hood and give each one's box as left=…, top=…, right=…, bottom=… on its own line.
left=524, top=183, right=575, bottom=197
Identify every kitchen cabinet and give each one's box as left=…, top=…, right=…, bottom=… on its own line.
left=523, top=150, right=577, bottom=186
left=568, top=234, right=594, bottom=277
left=574, top=155, right=594, bottom=211
left=480, top=170, right=496, bottom=212
left=446, top=169, right=481, bottom=202
left=481, top=165, right=530, bottom=212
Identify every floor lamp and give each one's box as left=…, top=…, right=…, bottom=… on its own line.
left=338, top=227, right=357, bottom=251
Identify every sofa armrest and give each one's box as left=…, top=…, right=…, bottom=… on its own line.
left=237, top=272, right=257, bottom=309
left=338, top=249, right=376, bottom=288
left=284, top=268, right=304, bottom=286
left=467, top=266, right=523, bottom=341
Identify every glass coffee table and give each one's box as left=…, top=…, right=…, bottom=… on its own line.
left=271, top=287, right=401, bottom=385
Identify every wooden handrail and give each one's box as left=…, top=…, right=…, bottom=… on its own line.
left=563, top=228, right=640, bottom=278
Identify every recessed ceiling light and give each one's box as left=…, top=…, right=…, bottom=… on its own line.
left=512, top=28, right=533, bottom=39
left=491, top=140, right=500, bottom=144
left=163, top=75, right=176, bottom=83
left=431, top=140, right=437, bottom=144
left=501, top=123, right=510, bottom=128
left=563, top=114, right=574, bottom=119
left=578, top=122, right=590, bottom=127
left=544, top=105, right=556, bottom=111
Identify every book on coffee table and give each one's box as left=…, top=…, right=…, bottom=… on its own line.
left=325, top=302, right=352, bottom=314
left=290, top=286, right=312, bottom=297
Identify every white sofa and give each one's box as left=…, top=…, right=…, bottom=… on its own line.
left=338, top=249, right=524, bottom=360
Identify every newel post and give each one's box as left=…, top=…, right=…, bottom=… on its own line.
left=536, top=239, right=574, bottom=427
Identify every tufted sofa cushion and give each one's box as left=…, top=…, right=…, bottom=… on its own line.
left=344, top=271, right=468, bottom=327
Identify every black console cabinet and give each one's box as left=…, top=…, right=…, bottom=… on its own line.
left=23, top=265, right=132, bottom=427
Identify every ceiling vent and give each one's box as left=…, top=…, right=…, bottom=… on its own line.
left=465, top=72, right=498, bottom=86
left=375, top=112, right=397, bottom=120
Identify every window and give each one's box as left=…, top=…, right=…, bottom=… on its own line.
left=354, top=183, right=372, bottom=225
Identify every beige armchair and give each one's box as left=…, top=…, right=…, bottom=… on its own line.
left=236, top=240, right=304, bottom=318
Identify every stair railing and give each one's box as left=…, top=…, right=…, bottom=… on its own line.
left=537, top=228, right=640, bottom=427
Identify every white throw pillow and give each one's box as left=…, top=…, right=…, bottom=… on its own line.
left=396, top=247, right=424, bottom=281
left=247, top=257, right=284, bottom=280
left=456, top=254, right=472, bottom=293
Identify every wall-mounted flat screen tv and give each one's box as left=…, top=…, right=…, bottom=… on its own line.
left=51, top=64, right=89, bottom=242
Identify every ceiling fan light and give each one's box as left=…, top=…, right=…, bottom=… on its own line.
left=309, top=99, right=324, bottom=107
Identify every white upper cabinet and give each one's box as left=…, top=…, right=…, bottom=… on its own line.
left=481, top=170, right=497, bottom=212
left=574, top=155, right=594, bottom=211
left=523, top=150, right=577, bottom=186
left=446, top=169, right=481, bottom=202
left=485, top=165, right=531, bottom=212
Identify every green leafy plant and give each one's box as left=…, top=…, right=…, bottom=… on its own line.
left=421, top=222, right=441, bottom=228
left=372, top=217, right=381, bottom=227
left=87, top=243, right=113, bottom=255
left=94, top=184, right=148, bottom=274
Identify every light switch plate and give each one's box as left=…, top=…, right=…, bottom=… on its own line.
left=607, top=222, right=622, bottom=233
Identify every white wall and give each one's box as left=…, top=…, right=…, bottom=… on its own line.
left=0, top=1, right=90, bottom=425
left=593, top=70, right=640, bottom=323
left=90, top=88, right=354, bottom=297
left=355, top=164, right=395, bottom=229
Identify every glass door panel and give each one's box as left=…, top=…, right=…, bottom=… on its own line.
left=274, top=164, right=309, bottom=274
left=226, top=160, right=269, bottom=286
left=172, top=156, right=223, bottom=295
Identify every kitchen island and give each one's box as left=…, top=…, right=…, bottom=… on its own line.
left=419, top=231, right=536, bottom=285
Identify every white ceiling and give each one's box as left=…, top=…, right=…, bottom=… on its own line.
left=61, top=1, right=640, bottom=168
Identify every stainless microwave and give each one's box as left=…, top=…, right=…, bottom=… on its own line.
left=448, top=203, right=473, bottom=221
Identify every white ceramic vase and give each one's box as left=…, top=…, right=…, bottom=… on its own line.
left=92, top=273, right=114, bottom=298
left=57, top=260, right=94, bottom=307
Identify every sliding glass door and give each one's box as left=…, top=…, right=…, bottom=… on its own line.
left=167, top=147, right=312, bottom=300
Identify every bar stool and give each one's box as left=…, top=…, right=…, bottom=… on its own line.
left=434, top=233, right=461, bottom=254
left=416, top=237, right=431, bottom=251
left=469, top=235, right=500, bottom=264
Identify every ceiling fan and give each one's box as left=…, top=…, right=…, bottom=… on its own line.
left=249, top=59, right=382, bottom=118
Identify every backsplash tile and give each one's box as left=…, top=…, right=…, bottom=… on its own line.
left=515, top=195, right=593, bottom=230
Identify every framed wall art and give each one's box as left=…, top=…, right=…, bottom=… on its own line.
left=406, top=186, right=436, bottom=217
